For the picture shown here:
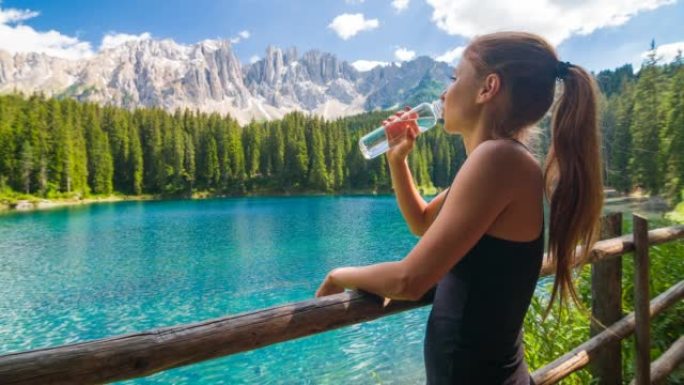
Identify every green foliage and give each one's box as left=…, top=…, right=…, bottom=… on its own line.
left=620, top=216, right=684, bottom=384
left=524, top=215, right=684, bottom=384
left=661, top=66, right=684, bottom=206
left=600, top=53, right=684, bottom=205
left=664, top=196, right=684, bottom=223
left=596, top=64, right=636, bottom=97
left=629, top=60, right=662, bottom=193
left=523, top=266, right=596, bottom=385
left=604, top=83, right=635, bottom=193
left=0, top=95, right=463, bottom=197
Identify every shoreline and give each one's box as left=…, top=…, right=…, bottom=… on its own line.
left=0, top=195, right=156, bottom=213
left=0, top=188, right=432, bottom=214
left=0, top=187, right=676, bottom=215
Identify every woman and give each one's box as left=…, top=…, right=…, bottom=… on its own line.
left=315, top=31, right=604, bottom=384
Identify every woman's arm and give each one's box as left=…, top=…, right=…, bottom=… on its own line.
left=316, top=141, right=516, bottom=301
left=315, top=262, right=413, bottom=300
left=388, top=157, right=449, bottom=236
left=385, top=108, right=450, bottom=236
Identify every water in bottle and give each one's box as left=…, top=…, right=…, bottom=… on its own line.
left=358, top=100, right=443, bottom=159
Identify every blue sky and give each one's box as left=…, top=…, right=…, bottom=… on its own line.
left=1, top=0, right=683, bottom=72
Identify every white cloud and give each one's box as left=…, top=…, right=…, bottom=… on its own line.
left=100, top=32, right=152, bottom=51
left=250, top=55, right=260, bottom=64
left=435, top=46, right=465, bottom=64
left=425, top=0, right=675, bottom=45
left=230, top=30, right=251, bottom=44
left=0, top=4, right=93, bottom=59
left=0, top=7, right=39, bottom=23
left=648, top=41, right=684, bottom=63
left=328, top=13, right=379, bottom=40
left=392, top=0, right=410, bottom=12
left=635, top=41, right=684, bottom=69
left=351, top=59, right=390, bottom=71
left=394, top=47, right=415, bottom=61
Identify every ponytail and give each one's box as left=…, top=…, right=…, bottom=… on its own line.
left=541, top=63, right=604, bottom=321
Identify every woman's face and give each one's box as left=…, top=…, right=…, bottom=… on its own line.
left=440, top=58, right=482, bottom=135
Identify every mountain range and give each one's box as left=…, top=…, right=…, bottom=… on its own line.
left=0, top=38, right=453, bottom=125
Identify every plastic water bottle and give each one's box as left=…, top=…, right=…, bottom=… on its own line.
left=358, top=100, right=443, bottom=160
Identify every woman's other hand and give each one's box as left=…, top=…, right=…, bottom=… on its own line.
left=384, top=106, right=420, bottom=164
left=315, top=269, right=393, bottom=307
left=315, top=271, right=345, bottom=297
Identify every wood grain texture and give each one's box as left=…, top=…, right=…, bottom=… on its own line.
left=629, top=336, right=684, bottom=385
left=590, top=212, right=623, bottom=385
left=633, top=214, right=651, bottom=385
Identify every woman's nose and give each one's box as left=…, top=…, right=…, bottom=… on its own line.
left=440, top=90, right=446, bottom=101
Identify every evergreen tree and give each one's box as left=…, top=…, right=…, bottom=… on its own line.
left=244, top=120, right=262, bottom=178
left=182, top=132, right=196, bottom=194
left=0, top=95, right=18, bottom=190
left=226, top=119, right=246, bottom=192
left=307, top=118, right=330, bottom=191
left=19, top=140, right=33, bottom=194
left=46, top=99, right=68, bottom=194
left=102, top=107, right=131, bottom=193
left=84, top=106, right=113, bottom=195
left=629, top=46, right=661, bottom=193
left=661, top=66, right=684, bottom=204
left=128, top=122, right=144, bottom=195
left=606, top=81, right=635, bottom=193
left=65, top=99, right=89, bottom=196
left=202, top=136, right=220, bottom=189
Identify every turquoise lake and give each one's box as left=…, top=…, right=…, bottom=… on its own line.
left=4, top=194, right=661, bottom=384
left=0, top=196, right=451, bottom=384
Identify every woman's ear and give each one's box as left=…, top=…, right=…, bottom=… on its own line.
left=476, top=73, right=501, bottom=104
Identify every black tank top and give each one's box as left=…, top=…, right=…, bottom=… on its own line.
left=423, top=138, right=544, bottom=385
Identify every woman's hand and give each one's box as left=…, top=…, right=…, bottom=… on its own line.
left=384, top=106, right=420, bottom=165
left=315, top=270, right=345, bottom=297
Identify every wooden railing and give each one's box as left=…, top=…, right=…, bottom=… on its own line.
left=0, top=213, right=682, bottom=384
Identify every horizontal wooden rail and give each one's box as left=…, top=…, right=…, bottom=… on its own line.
left=542, top=225, right=684, bottom=275
left=0, top=291, right=432, bottom=385
left=0, top=225, right=682, bottom=384
left=628, top=336, right=684, bottom=385
left=531, top=280, right=684, bottom=385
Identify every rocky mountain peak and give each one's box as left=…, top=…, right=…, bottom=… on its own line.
left=0, top=38, right=453, bottom=124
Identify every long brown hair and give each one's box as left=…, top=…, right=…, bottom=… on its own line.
left=464, top=32, right=604, bottom=321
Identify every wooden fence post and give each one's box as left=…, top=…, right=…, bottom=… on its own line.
left=590, top=212, right=623, bottom=385
left=633, top=213, right=650, bottom=385
left=629, top=336, right=684, bottom=385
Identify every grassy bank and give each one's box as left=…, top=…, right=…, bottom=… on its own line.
left=0, top=184, right=443, bottom=213
left=664, top=197, right=684, bottom=223
left=0, top=190, right=155, bottom=213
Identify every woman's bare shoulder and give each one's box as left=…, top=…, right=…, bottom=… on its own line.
left=469, top=140, right=543, bottom=240
left=470, top=139, right=538, bottom=171
left=468, top=140, right=543, bottom=195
